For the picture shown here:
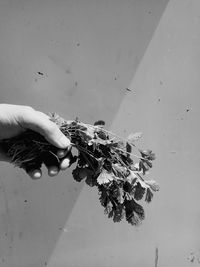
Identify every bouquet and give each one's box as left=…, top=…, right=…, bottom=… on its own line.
left=0, top=113, right=159, bottom=226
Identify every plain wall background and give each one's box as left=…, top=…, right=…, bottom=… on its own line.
left=0, top=0, right=200, bottom=266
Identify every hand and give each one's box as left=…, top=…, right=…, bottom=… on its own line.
left=0, top=104, right=71, bottom=179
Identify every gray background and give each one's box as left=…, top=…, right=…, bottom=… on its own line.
left=0, top=0, right=200, bottom=266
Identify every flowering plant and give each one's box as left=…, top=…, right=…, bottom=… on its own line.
left=0, top=113, right=159, bottom=225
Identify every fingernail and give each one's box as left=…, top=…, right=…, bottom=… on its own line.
left=60, top=158, right=70, bottom=170
left=30, top=170, right=42, bottom=179
left=57, top=150, right=66, bottom=158
left=59, top=136, right=70, bottom=148
left=48, top=167, right=59, bottom=177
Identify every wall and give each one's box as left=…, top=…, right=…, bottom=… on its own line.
left=0, top=0, right=199, bottom=266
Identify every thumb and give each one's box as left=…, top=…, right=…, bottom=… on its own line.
left=19, top=110, right=71, bottom=149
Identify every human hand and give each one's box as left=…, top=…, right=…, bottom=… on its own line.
left=0, top=104, right=71, bottom=179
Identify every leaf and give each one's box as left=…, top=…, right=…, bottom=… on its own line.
left=94, top=120, right=105, bottom=126
left=79, top=130, right=93, bottom=142
left=126, top=170, right=138, bottom=184
left=140, top=149, right=152, bottom=156
left=127, top=212, right=141, bottom=226
left=104, top=201, right=113, bottom=215
left=117, top=140, right=126, bottom=150
left=145, top=160, right=153, bottom=168
left=139, top=160, right=150, bottom=175
left=133, top=200, right=145, bottom=221
left=97, top=169, right=114, bottom=185
left=85, top=175, right=96, bottom=187
left=98, top=186, right=109, bottom=207
left=133, top=162, right=139, bottom=171
left=145, top=180, right=160, bottom=192
left=91, top=138, right=109, bottom=146
left=113, top=205, right=125, bottom=222
left=72, top=167, right=86, bottom=182
left=127, top=132, right=143, bottom=143
left=112, top=163, right=127, bottom=178
left=1, top=114, right=159, bottom=226
left=84, top=126, right=95, bottom=139
left=137, top=179, right=150, bottom=189
left=108, top=209, right=114, bottom=218
left=134, top=182, right=146, bottom=201
left=140, top=149, right=156, bottom=161
left=72, top=167, right=95, bottom=184
left=117, top=187, right=124, bottom=204
left=125, top=199, right=145, bottom=225
left=123, top=181, right=133, bottom=193
left=145, top=188, right=153, bottom=203
left=126, top=142, right=132, bottom=154
left=148, top=153, right=156, bottom=161
left=94, top=157, right=105, bottom=175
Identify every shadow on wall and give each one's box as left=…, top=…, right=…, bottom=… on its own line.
left=0, top=0, right=169, bottom=266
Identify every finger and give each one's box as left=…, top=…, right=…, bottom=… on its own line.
left=57, top=149, right=69, bottom=159
left=48, top=166, right=59, bottom=177
left=28, top=169, right=42, bottom=179
left=60, top=157, right=71, bottom=170
left=0, top=149, right=11, bottom=162
left=60, top=151, right=77, bottom=170
left=42, top=151, right=60, bottom=177
left=18, top=109, right=70, bottom=149
left=57, top=144, right=72, bottom=158
left=35, top=111, right=71, bottom=149
left=23, top=156, right=43, bottom=179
